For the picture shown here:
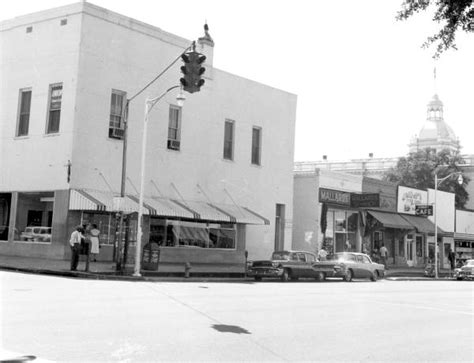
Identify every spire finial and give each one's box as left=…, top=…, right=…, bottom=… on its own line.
left=198, top=20, right=214, bottom=46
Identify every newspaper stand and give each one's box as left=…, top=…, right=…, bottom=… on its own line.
left=142, top=242, right=160, bottom=271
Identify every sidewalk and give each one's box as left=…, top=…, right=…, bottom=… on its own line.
left=0, top=254, right=456, bottom=282
left=0, top=254, right=247, bottom=282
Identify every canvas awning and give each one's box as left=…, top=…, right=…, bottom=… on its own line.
left=211, top=203, right=270, bottom=225
left=128, top=196, right=194, bottom=219
left=70, top=190, right=270, bottom=225
left=172, top=200, right=233, bottom=223
left=400, top=214, right=444, bottom=235
left=367, top=210, right=414, bottom=230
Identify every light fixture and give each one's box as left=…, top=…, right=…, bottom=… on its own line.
left=176, top=88, right=186, bottom=107
left=457, top=174, right=463, bottom=185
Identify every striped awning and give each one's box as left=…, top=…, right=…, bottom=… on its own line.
left=172, top=200, right=233, bottom=222
left=69, top=189, right=107, bottom=211
left=211, top=203, right=270, bottom=225
left=69, top=189, right=140, bottom=214
left=141, top=197, right=195, bottom=219
left=367, top=210, right=413, bottom=230
left=70, top=190, right=270, bottom=225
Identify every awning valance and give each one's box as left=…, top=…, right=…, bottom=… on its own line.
left=367, top=210, right=413, bottom=230
left=172, top=200, right=233, bottom=223
left=211, top=203, right=270, bottom=225
left=70, top=190, right=270, bottom=225
left=400, top=214, right=444, bottom=235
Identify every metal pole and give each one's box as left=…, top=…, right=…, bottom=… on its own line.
left=434, top=174, right=438, bottom=279
left=116, top=100, right=130, bottom=272
left=133, top=85, right=181, bottom=277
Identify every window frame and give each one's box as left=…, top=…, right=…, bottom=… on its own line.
left=46, top=83, right=63, bottom=134
left=251, top=126, right=262, bottom=165
left=223, top=119, right=235, bottom=160
left=167, top=105, right=182, bottom=151
left=108, top=89, right=126, bottom=139
left=16, top=88, right=32, bottom=137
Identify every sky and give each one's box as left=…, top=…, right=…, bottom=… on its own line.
left=2, top=0, right=473, bottom=161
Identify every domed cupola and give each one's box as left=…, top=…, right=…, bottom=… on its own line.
left=409, top=93, right=460, bottom=153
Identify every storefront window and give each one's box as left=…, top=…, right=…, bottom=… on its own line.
left=82, top=212, right=116, bottom=245
left=15, top=192, right=54, bottom=243
left=0, top=193, right=13, bottom=241
left=331, top=210, right=358, bottom=252
left=150, top=219, right=236, bottom=249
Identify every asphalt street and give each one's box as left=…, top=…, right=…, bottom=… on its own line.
left=1, top=271, right=473, bottom=362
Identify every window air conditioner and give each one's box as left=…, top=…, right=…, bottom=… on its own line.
left=167, top=139, right=180, bottom=150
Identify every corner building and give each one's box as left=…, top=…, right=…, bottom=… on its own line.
left=0, top=3, right=297, bottom=272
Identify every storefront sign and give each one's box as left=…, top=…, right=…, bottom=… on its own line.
left=415, top=204, right=433, bottom=216
left=397, top=186, right=428, bottom=215
left=319, top=188, right=351, bottom=207
left=350, top=193, right=380, bottom=208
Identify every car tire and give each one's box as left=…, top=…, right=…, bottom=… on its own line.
left=254, top=276, right=262, bottom=281
left=456, top=277, right=463, bottom=281
left=370, top=271, right=378, bottom=282
left=281, top=269, right=290, bottom=282
left=343, top=269, right=353, bottom=282
left=316, top=271, right=325, bottom=281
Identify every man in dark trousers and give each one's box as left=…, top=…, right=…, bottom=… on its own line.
left=448, top=247, right=456, bottom=277
left=69, top=226, right=84, bottom=271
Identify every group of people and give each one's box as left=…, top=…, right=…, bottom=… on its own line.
left=69, top=223, right=100, bottom=271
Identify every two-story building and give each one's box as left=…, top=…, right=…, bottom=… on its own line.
left=0, top=2, right=297, bottom=273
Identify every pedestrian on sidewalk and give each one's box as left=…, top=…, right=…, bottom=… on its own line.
left=448, top=247, right=456, bottom=277
left=318, top=247, right=328, bottom=261
left=89, top=223, right=100, bottom=262
left=82, top=224, right=92, bottom=272
left=69, top=225, right=84, bottom=271
left=379, top=244, right=389, bottom=270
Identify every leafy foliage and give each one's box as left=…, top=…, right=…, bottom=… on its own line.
left=396, top=0, right=474, bottom=58
left=384, top=148, right=470, bottom=208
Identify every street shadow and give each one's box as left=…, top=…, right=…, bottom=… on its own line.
left=212, top=324, right=251, bottom=334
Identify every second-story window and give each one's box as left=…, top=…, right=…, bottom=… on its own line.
left=223, top=119, right=235, bottom=160
left=46, top=83, right=63, bottom=134
left=17, top=88, right=32, bottom=137
left=167, top=105, right=181, bottom=151
left=251, top=126, right=262, bottom=165
left=109, top=90, right=126, bottom=139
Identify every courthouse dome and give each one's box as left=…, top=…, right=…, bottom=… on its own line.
left=409, top=94, right=460, bottom=153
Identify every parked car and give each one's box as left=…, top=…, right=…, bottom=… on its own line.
left=20, top=226, right=52, bottom=242
left=312, top=252, right=385, bottom=282
left=0, top=226, right=20, bottom=241
left=454, top=259, right=474, bottom=280
left=247, top=250, right=318, bottom=281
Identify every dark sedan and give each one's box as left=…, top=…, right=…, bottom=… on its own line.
left=247, top=250, right=318, bottom=281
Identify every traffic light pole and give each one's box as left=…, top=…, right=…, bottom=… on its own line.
left=115, top=43, right=194, bottom=272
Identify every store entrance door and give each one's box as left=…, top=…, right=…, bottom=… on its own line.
left=407, top=238, right=415, bottom=267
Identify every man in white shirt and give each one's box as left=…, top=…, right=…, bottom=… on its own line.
left=318, top=247, right=328, bottom=261
left=379, top=244, right=388, bottom=269
left=69, top=226, right=83, bottom=271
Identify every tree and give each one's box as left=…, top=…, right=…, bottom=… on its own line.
left=384, top=148, right=470, bottom=208
left=396, top=0, right=474, bottom=58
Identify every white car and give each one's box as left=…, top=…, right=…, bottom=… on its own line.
left=20, top=226, right=52, bottom=242
left=454, top=259, right=474, bottom=280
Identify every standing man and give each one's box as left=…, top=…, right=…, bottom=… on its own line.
left=318, top=246, right=328, bottom=261
left=379, top=244, right=389, bottom=270
left=69, top=225, right=83, bottom=271
left=447, top=247, right=456, bottom=277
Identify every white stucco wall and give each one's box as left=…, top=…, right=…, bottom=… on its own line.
left=0, top=3, right=297, bottom=261
left=0, top=5, right=83, bottom=191
left=427, top=189, right=455, bottom=233
left=456, top=210, right=474, bottom=234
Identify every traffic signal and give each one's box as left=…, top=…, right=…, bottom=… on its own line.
left=180, top=51, right=206, bottom=93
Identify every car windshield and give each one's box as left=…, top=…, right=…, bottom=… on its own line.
left=272, top=252, right=290, bottom=260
